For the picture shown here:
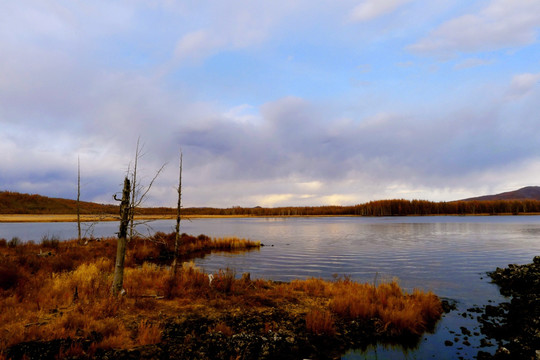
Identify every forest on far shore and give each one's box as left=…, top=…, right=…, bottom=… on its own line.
left=2, top=190, right=540, bottom=217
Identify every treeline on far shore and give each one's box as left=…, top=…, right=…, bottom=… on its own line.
left=175, top=199, right=540, bottom=217
left=3, top=191, right=540, bottom=217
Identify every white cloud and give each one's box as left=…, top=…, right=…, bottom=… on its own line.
left=507, top=72, right=540, bottom=99
left=349, top=0, right=412, bottom=22
left=170, top=1, right=302, bottom=64
left=174, top=29, right=224, bottom=62
left=223, top=104, right=261, bottom=124
left=409, top=0, right=540, bottom=56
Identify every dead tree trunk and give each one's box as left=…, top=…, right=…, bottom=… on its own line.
left=129, top=137, right=140, bottom=241
left=77, top=156, right=81, bottom=244
left=112, top=177, right=131, bottom=296
left=172, top=152, right=182, bottom=274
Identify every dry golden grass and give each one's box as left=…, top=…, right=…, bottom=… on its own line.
left=136, top=320, right=162, bottom=345
left=0, top=235, right=443, bottom=357
left=287, top=276, right=442, bottom=337
left=305, top=308, right=335, bottom=335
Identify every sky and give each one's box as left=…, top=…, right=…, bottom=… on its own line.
left=1, top=0, right=540, bottom=208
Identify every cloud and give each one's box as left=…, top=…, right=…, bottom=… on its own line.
left=409, top=0, right=540, bottom=57
left=223, top=104, right=261, bottom=124
left=507, top=72, right=540, bottom=99
left=349, top=0, right=412, bottom=22
left=174, top=30, right=224, bottom=62
left=454, top=58, right=493, bottom=69
left=1, top=0, right=540, bottom=208
left=169, top=1, right=302, bottom=65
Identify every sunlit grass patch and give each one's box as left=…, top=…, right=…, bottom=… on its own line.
left=136, top=320, right=162, bottom=345
left=305, top=308, right=335, bottom=335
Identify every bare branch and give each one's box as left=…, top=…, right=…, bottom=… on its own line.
left=126, top=137, right=167, bottom=241
left=135, top=162, right=167, bottom=207
left=77, top=156, right=81, bottom=244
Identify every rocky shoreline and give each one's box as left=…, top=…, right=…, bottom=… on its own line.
left=7, top=307, right=437, bottom=360
left=473, top=256, right=540, bottom=359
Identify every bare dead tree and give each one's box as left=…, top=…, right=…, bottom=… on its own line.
left=77, top=156, right=81, bottom=244
left=127, top=138, right=166, bottom=240
left=172, top=151, right=183, bottom=274
left=128, top=137, right=140, bottom=241
left=112, top=177, right=131, bottom=296
left=76, top=157, right=109, bottom=244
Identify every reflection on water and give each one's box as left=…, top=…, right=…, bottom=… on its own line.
left=2, top=216, right=540, bottom=359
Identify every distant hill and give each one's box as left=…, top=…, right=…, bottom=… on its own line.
left=0, top=191, right=118, bottom=214
left=460, top=186, right=540, bottom=201
left=0, top=191, right=176, bottom=215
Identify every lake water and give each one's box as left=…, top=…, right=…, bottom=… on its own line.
left=2, top=216, right=540, bottom=359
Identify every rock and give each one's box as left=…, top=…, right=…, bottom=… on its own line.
left=479, top=338, right=493, bottom=348
left=441, top=299, right=457, bottom=313
left=477, top=350, right=492, bottom=359
left=477, top=257, right=540, bottom=359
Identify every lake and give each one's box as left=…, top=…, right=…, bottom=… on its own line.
left=2, top=216, right=540, bottom=359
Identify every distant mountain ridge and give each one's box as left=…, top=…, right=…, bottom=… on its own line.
left=460, top=186, right=540, bottom=201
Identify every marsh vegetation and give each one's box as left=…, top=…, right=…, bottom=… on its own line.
left=0, top=232, right=442, bottom=359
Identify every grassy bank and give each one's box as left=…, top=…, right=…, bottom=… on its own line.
left=0, top=233, right=443, bottom=359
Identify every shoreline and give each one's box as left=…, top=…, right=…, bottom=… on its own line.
left=1, top=236, right=443, bottom=359
left=0, top=214, right=254, bottom=223
left=2, top=213, right=540, bottom=223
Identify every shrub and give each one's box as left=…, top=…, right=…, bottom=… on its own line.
left=0, top=263, right=18, bottom=290
left=212, top=269, right=236, bottom=294
left=49, top=253, right=76, bottom=273
left=40, top=235, right=60, bottom=249
left=8, top=237, right=20, bottom=248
